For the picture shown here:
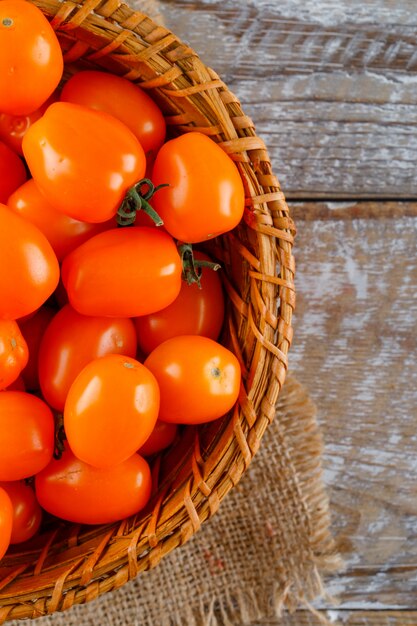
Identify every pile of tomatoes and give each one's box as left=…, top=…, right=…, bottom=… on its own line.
left=0, top=1, right=246, bottom=560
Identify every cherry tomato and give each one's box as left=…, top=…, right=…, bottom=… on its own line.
left=135, top=252, right=225, bottom=355
left=145, top=336, right=241, bottom=424
left=0, top=392, right=54, bottom=481
left=0, top=481, right=42, bottom=544
left=0, top=0, right=63, bottom=115
left=19, top=306, right=55, bottom=391
left=0, top=487, right=12, bottom=560
left=0, top=203, right=59, bottom=320
left=60, top=71, right=166, bottom=159
left=61, top=227, right=182, bottom=317
left=64, top=355, right=159, bottom=468
left=0, top=319, right=28, bottom=389
left=8, top=179, right=114, bottom=262
left=0, top=93, right=57, bottom=156
left=38, top=305, right=138, bottom=411
left=35, top=449, right=152, bottom=524
left=23, top=102, right=146, bottom=224
left=151, top=132, right=245, bottom=243
left=0, top=140, right=27, bottom=203
left=138, top=421, right=178, bottom=457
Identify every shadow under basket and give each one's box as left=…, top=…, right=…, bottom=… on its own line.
left=0, top=0, right=296, bottom=620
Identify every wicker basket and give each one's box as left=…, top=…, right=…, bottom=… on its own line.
left=0, top=0, right=295, bottom=620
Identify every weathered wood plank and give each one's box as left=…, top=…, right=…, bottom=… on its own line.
left=147, top=0, right=417, bottom=198
left=288, top=212, right=417, bottom=607
left=251, top=610, right=417, bottom=625
left=290, top=200, right=417, bottom=220
left=159, top=0, right=417, bottom=79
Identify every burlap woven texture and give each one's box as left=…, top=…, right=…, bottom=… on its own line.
left=9, top=375, right=341, bottom=626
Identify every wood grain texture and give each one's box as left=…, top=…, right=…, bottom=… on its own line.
left=291, top=200, right=417, bottom=220
left=152, top=0, right=417, bottom=198
left=251, top=610, right=417, bottom=625
left=288, top=208, right=417, bottom=609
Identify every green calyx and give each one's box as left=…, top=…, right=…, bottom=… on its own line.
left=178, top=243, right=221, bottom=289
left=117, top=178, right=167, bottom=227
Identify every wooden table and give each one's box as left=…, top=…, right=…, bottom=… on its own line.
left=156, top=1, right=417, bottom=624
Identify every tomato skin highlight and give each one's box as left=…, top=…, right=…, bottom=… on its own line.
left=60, top=71, right=166, bottom=158
left=0, top=319, right=28, bottom=389
left=35, top=449, right=152, bottom=524
left=145, top=336, right=241, bottom=424
left=0, top=203, right=59, bottom=320
left=0, top=392, right=55, bottom=481
left=0, top=0, right=63, bottom=115
left=135, top=252, right=225, bottom=355
left=38, top=305, right=138, bottom=412
left=0, top=487, right=13, bottom=560
left=61, top=227, right=182, bottom=318
left=0, top=481, right=42, bottom=544
left=138, top=421, right=178, bottom=457
left=8, top=180, right=114, bottom=262
left=64, top=355, right=160, bottom=468
left=152, top=132, right=245, bottom=243
left=19, top=306, right=56, bottom=391
left=0, top=140, right=27, bottom=203
left=22, top=102, right=146, bottom=224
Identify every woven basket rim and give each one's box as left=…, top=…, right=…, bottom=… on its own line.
left=0, top=0, right=295, bottom=621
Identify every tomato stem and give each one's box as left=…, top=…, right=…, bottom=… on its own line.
left=117, top=178, right=167, bottom=227
left=178, top=243, right=221, bottom=288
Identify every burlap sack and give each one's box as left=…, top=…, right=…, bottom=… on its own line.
left=8, top=375, right=341, bottom=625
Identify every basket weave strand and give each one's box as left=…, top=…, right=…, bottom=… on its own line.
left=0, top=0, right=295, bottom=620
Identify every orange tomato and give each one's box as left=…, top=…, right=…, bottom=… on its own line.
left=0, top=0, right=63, bottom=115
left=19, top=306, right=56, bottom=391
left=0, top=140, right=27, bottom=203
left=64, top=355, right=160, bottom=468
left=0, top=481, right=42, bottom=544
left=138, top=421, right=178, bottom=457
left=23, top=102, right=146, bottom=223
left=135, top=252, right=225, bottom=355
left=0, top=203, right=59, bottom=319
left=0, top=319, right=28, bottom=389
left=0, top=392, right=54, bottom=481
left=152, top=132, right=245, bottom=243
left=60, top=71, right=166, bottom=159
left=0, top=93, right=57, bottom=156
left=3, top=374, right=25, bottom=392
left=35, top=449, right=152, bottom=524
left=8, top=179, right=114, bottom=261
left=145, top=335, right=241, bottom=424
left=0, top=487, right=12, bottom=560
left=38, top=305, right=138, bottom=411
left=61, top=227, right=182, bottom=318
